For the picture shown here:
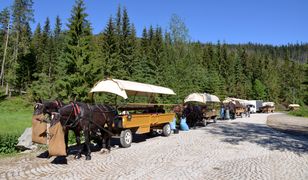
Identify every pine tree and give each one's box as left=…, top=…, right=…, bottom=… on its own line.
left=54, top=16, right=61, bottom=38
left=253, top=79, right=267, bottom=100
left=30, top=23, right=42, bottom=72
left=119, top=7, right=132, bottom=78
left=100, top=16, right=122, bottom=78
left=57, top=0, right=93, bottom=100
left=41, top=17, right=53, bottom=76
left=0, top=8, right=10, bottom=87
left=9, top=0, right=34, bottom=92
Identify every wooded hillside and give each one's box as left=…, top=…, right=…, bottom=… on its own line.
left=0, top=0, right=307, bottom=105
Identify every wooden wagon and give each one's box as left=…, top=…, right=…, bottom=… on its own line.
left=184, top=93, right=220, bottom=126
left=288, top=104, right=300, bottom=111
left=90, top=78, right=176, bottom=148
left=260, top=106, right=275, bottom=113
left=260, top=102, right=275, bottom=113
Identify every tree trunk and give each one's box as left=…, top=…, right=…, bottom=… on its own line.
left=0, top=17, right=10, bottom=87
left=5, top=82, right=8, bottom=95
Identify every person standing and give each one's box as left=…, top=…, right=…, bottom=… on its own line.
left=246, top=105, right=251, bottom=117
left=220, top=104, right=225, bottom=120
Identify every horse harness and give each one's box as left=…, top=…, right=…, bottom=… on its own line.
left=62, top=102, right=81, bottom=128
left=64, top=102, right=115, bottom=136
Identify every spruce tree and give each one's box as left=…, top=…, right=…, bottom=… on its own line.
left=9, top=0, right=34, bottom=92
left=58, top=0, right=92, bottom=100
left=100, top=16, right=122, bottom=78
left=0, top=8, right=10, bottom=87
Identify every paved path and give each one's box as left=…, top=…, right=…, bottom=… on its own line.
left=1, top=113, right=308, bottom=179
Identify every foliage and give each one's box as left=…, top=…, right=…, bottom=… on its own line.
left=0, top=97, right=32, bottom=154
left=288, top=106, right=308, bottom=118
left=253, top=79, right=267, bottom=100
left=0, top=1, right=307, bottom=107
left=0, top=134, right=18, bottom=154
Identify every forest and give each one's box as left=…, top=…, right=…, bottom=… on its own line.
left=0, top=0, right=307, bottom=106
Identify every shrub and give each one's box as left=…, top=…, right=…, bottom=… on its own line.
left=288, top=106, right=308, bottom=118
left=0, top=134, right=19, bottom=154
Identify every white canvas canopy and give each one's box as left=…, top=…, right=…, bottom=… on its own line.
left=184, top=93, right=220, bottom=104
left=262, top=102, right=275, bottom=107
left=289, top=104, right=300, bottom=108
left=90, top=79, right=176, bottom=99
left=223, top=97, right=249, bottom=105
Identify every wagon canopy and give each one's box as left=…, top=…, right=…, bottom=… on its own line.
left=184, top=93, right=220, bottom=104
left=223, top=97, right=249, bottom=105
left=90, top=78, right=176, bottom=99
left=289, top=104, right=300, bottom=108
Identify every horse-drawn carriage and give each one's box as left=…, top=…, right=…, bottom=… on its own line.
left=90, top=78, right=176, bottom=148
left=32, top=79, right=176, bottom=160
left=288, top=104, right=300, bottom=111
left=223, top=98, right=247, bottom=118
left=234, top=101, right=245, bottom=117
left=184, top=93, right=221, bottom=126
left=260, top=102, right=275, bottom=113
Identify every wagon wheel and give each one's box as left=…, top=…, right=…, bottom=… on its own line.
left=162, top=124, right=171, bottom=137
left=120, top=129, right=132, bottom=148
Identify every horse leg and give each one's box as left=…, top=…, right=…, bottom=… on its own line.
left=104, top=130, right=111, bottom=151
left=74, top=129, right=82, bottom=159
left=101, top=131, right=106, bottom=149
left=84, top=129, right=91, bottom=160
left=106, top=127, right=112, bottom=151
left=64, top=128, right=69, bottom=155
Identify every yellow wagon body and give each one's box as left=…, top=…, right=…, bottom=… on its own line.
left=120, top=113, right=175, bottom=134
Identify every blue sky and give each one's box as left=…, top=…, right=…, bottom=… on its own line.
left=1, top=0, right=307, bottom=45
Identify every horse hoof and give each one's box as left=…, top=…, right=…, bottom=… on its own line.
left=100, top=149, right=110, bottom=154
left=85, top=156, right=91, bottom=160
left=74, top=154, right=82, bottom=159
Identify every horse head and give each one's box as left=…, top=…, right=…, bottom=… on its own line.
left=33, top=101, right=45, bottom=115
left=33, top=99, right=65, bottom=116
left=50, top=112, right=61, bottom=127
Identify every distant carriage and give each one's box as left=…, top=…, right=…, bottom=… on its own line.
left=260, top=102, right=275, bottom=113
left=184, top=93, right=221, bottom=126
left=288, top=104, right=300, bottom=111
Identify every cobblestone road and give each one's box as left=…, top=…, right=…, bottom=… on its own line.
left=1, top=113, right=308, bottom=180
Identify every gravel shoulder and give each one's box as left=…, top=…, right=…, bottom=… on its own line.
left=1, top=113, right=308, bottom=179
left=267, top=114, right=308, bottom=135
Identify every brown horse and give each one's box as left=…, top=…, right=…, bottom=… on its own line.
left=51, top=102, right=117, bottom=160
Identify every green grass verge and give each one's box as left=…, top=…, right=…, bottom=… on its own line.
left=0, top=97, right=33, bottom=154
left=0, top=97, right=33, bottom=135
left=288, top=106, right=308, bottom=118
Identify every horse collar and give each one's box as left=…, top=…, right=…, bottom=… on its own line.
left=71, top=102, right=81, bottom=116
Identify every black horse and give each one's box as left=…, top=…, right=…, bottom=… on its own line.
left=51, top=102, right=117, bottom=160
left=33, top=99, right=84, bottom=158
left=33, top=99, right=64, bottom=116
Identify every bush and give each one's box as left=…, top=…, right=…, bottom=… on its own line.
left=0, top=134, right=19, bottom=154
left=288, top=106, right=308, bottom=118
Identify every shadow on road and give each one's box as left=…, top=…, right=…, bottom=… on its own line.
left=207, top=122, right=308, bottom=155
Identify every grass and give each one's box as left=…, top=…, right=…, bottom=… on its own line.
left=288, top=106, right=308, bottom=118
left=0, top=97, right=33, bottom=135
